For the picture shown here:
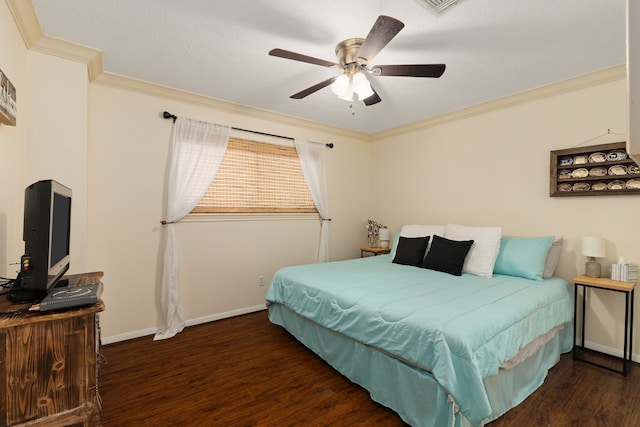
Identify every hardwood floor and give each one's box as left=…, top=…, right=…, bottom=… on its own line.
left=99, top=310, right=640, bottom=426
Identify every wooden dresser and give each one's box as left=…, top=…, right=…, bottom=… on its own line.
left=0, top=272, right=104, bottom=427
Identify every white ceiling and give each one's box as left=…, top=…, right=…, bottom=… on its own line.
left=31, top=0, right=626, bottom=134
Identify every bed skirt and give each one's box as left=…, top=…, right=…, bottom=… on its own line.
left=268, top=303, right=571, bottom=427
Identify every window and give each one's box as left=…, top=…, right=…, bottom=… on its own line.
left=191, top=137, right=317, bottom=214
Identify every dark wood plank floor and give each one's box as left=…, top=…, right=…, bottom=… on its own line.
left=99, top=310, right=640, bottom=426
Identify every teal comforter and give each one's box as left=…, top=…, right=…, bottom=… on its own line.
left=266, top=255, right=573, bottom=426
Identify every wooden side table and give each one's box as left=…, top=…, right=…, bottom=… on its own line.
left=573, top=274, right=635, bottom=375
left=360, top=247, right=391, bottom=257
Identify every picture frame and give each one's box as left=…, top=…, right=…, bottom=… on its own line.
left=0, top=69, right=17, bottom=126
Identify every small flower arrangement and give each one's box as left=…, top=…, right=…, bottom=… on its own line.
left=366, top=219, right=385, bottom=247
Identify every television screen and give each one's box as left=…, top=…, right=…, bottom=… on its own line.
left=50, top=192, right=71, bottom=268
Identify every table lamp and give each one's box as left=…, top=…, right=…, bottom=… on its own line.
left=379, top=228, right=390, bottom=248
left=582, top=236, right=605, bottom=278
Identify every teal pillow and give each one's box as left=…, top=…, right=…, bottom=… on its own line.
left=493, top=236, right=554, bottom=281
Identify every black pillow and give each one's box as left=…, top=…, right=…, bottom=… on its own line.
left=392, top=236, right=430, bottom=267
left=421, top=234, right=474, bottom=276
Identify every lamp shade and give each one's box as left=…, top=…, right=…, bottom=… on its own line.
left=352, top=72, right=374, bottom=100
left=581, top=236, right=605, bottom=258
left=378, top=227, right=390, bottom=248
left=330, top=75, right=350, bottom=96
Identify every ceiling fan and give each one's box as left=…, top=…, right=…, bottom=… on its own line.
left=269, top=15, right=446, bottom=106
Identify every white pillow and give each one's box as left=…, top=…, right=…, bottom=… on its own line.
left=390, top=224, right=446, bottom=259
left=542, top=236, right=563, bottom=278
left=445, top=224, right=502, bottom=278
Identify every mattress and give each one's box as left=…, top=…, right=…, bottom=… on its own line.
left=265, top=255, right=573, bottom=426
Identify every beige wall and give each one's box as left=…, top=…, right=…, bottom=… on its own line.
left=1, top=1, right=89, bottom=278
left=371, top=71, right=640, bottom=357
left=25, top=51, right=89, bottom=274
left=87, top=79, right=371, bottom=341
left=0, top=1, right=27, bottom=276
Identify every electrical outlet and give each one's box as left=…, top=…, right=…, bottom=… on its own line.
left=258, top=275, right=265, bottom=286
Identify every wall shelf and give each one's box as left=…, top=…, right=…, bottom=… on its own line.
left=550, top=142, right=640, bottom=197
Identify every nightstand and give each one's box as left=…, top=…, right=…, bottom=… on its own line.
left=573, top=275, right=635, bottom=375
left=361, top=247, right=391, bottom=257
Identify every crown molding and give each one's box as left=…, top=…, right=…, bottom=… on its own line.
left=93, top=72, right=369, bottom=142
left=30, top=36, right=103, bottom=80
left=372, top=65, right=627, bottom=140
left=5, top=0, right=42, bottom=47
left=6, top=0, right=103, bottom=80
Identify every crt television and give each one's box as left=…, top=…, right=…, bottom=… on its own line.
left=7, top=180, right=72, bottom=302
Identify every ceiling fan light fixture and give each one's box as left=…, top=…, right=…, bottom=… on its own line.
left=331, top=72, right=373, bottom=102
left=330, top=74, right=350, bottom=97
left=352, top=72, right=374, bottom=100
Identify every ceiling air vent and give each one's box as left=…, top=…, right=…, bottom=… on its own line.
left=418, top=0, right=460, bottom=13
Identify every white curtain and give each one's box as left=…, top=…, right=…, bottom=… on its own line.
left=295, top=139, right=330, bottom=263
left=154, top=118, right=230, bottom=340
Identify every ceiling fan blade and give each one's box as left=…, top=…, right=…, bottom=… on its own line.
left=373, top=64, right=446, bottom=78
left=269, top=48, right=339, bottom=68
left=356, top=16, right=405, bottom=64
left=290, top=76, right=337, bottom=99
left=363, top=88, right=381, bottom=106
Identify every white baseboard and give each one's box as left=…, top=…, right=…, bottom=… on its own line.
left=101, top=304, right=267, bottom=345
left=577, top=338, right=640, bottom=363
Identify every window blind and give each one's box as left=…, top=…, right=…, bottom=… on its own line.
left=191, top=137, right=317, bottom=214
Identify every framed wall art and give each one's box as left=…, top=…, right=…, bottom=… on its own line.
left=0, top=69, right=17, bottom=126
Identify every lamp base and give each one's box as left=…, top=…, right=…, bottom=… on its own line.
left=585, top=257, right=602, bottom=278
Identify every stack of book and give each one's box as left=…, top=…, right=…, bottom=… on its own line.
left=611, top=263, right=638, bottom=282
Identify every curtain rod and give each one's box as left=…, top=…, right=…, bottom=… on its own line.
left=162, top=111, right=334, bottom=148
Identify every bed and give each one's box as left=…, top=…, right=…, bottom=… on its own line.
left=266, top=225, right=573, bottom=427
